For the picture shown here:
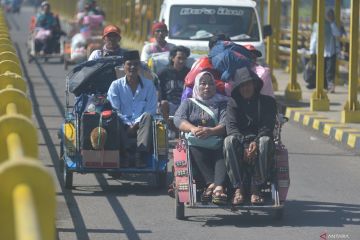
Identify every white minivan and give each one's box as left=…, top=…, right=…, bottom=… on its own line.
left=159, top=0, right=271, bottom=61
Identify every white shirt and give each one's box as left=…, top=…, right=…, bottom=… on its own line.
left=140, top=42, right=175, bottom=62
left=310, top=21, right=341, bottom=57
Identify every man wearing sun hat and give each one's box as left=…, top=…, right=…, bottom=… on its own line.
left=88, top=24, right=127, bottom=60
left=140, top=22, right=175, bottom=62
left=107, top=50, right=157, bottom=168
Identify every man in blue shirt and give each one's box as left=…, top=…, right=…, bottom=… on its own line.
left=107, top=50, right=157, bottom=167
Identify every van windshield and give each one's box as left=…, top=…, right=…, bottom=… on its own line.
left=168, top=5, right=260, bottom=41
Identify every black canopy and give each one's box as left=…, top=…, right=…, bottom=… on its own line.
left=67, top=56, right=124, bottom=96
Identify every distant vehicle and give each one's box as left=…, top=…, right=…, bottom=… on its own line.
left=159, top=0, right=271, bottom=62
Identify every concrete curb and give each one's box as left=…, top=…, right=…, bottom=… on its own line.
left=284, top=107, right=360, bottom=153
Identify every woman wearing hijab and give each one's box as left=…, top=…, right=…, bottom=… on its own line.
left=174, top=71, right=228, bottom=205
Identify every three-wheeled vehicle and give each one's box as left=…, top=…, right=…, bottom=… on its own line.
left=172, top=114, right=290, bottom=220
left=58, top=56, right=169, bottom=189
left=27, top=15, right=65, bottom=63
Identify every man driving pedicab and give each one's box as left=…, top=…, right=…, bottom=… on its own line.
left=224, top=67, right=277, bottom=205
left=107, top=50, right=157, bottom=168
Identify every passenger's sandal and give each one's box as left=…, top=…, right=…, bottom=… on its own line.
left=212, top=190, right=227, bottom=205
left=251, top=194, right=265, bottom=205
left=232, top=189, right=244, bottom=205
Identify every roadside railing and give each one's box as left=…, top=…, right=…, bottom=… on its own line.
left=0, top=9, right=55, bottom=240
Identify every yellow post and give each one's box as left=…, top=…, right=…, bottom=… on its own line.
left=341, top=0, right=360, bottom=123
left=266, top=0, right=278, bottom=91
left=13, top=184, right=41, bottom=240
left=285, top=0, right=301, bottom=101
left=311, top=0, right=318, bottom=25
left=259, top=0, right=265, bottom=26
left=273, top=0, right=281, bottom=68
left=334, top=0, right=342, bottom=86
left=310, top=0, right=329, bottom=111
left=7, top=133, right=23, bottom=160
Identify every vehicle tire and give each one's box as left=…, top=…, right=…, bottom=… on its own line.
left=156, top=171, right=167, bottom=189
left=274, top=208, right=284, bottom=220
left=175, top=188, right=185, bottom=220
left=63, top=163, right=73, bottom=189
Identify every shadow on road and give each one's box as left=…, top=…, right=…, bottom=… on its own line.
left=183, top=200, right=360, bottom=228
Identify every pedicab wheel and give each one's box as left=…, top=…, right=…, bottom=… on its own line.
left=63, top=161, right=73, bottom=189
left=155, top=171, right=167, bottom=189
left=274, top=208, right=284, bottom=220
left=175, top=188, right=185, bottom=220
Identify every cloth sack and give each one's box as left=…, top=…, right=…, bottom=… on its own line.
left=35, top=28, right=51, bottom=41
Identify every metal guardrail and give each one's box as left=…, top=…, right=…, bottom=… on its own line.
left=0, top=9, right=55, bottom=240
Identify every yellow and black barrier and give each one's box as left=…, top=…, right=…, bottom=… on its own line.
left=0, top=9, right=55, bottom=240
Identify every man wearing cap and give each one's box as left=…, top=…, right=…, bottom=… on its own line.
left=140, top=22, right=175, bottom=62
left=88, top=24, right=126, bottom=60
left=243, top=44, right=274, bottom=98
left=107, top=50, right=157, bottom=168
left=223, top=67, right=277, bottom=206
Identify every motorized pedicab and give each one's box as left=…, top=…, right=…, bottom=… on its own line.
left=172, top=113, right=290, bottom=220
left=58, top=56, right=169, bottom=189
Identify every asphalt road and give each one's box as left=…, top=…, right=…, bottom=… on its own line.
left=6, top=7, right=360, bottom=240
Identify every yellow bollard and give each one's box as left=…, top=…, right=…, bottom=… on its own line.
left=310, top=0, right=329, bottom=111
left=0, top=51, right=20, bottom=65
left=0, top=60, right=22, bottom=76
left=13, top=184, right=41, bottom=240
left=0, top=43, right=16, bottom=53
left=0, top=72, right=27, bottom=92
left=334, top=0, right=342, bottom=86
left=266, top=0, right=278, bottom=91
left=341, top=0, right=360, bottom=123
left=0, top=88, right=32, bottom=117
left=0, top=160, right=56, bottom=240
left=285, top=0, right=302, bottom=101
left=0, top=37, right=11, bottom=45
left=259, top=0, right=264, bottom=26
left=0, top=115, right=38, bottom=162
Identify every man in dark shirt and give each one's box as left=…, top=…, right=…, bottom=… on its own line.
left=157, top=45, right=190, bottom=126
left=224, top=67, right=277, bottom=205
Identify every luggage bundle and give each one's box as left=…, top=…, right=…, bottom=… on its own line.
left=67, top=56, right=124, bottom=96
left=182, top=41, right=259, bottom=100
